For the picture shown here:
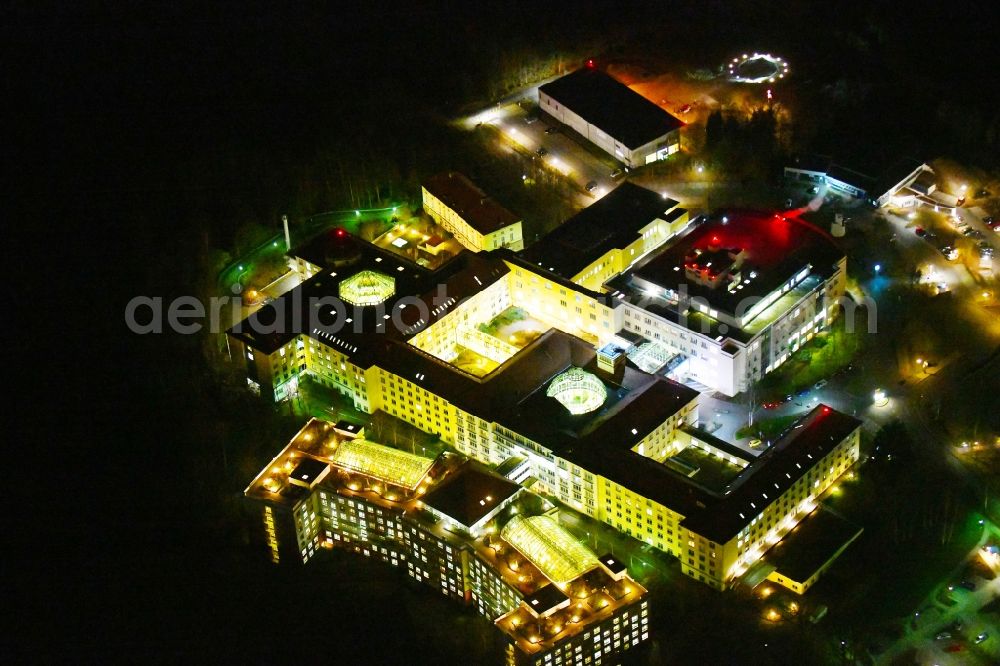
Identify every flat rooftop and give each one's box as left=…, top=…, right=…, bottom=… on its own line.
left=423, top=171, right=520, bottom=235
left=539, top=68, right=683, bottom=149
left=522, top=583, right=570, bottom=617
left=519, top=182, right=680, bottom=279
left=665, top=446, right=745, bottom=494
left=615, top=210, right=844, bottom=323
left=766, top=508, right=863, bottom=584
left=421, top=461, right=521, bottom=529
left=495, top=566, right=646, bottom=656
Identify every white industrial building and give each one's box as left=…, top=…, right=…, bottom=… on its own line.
left=538, top=67, right=683, bottom=168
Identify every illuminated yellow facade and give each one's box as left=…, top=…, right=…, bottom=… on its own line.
left=232, top=241, right=861, bottom=591
left=568, top=208, right=690, bottom=292
left=245, top=419, right=650, bottom=665
left=421, top=176, right=524, bottom=253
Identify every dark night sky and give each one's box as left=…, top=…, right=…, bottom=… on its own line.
left=7, top=1, right=997, bottom=661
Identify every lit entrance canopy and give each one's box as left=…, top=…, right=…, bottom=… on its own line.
left=546, top=367, right=607, bottom=415
left=329, top=438, right=434, bottom=490
left=501, top=515, right=600, bottom=584
left=339, top=270, right=395, bottom=307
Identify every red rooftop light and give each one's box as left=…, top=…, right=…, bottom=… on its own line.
left=586, top=59, right=595, bottom=69
left=822, top=406, right=830, bottom=414
left=335, top=228, right=346, bottom=237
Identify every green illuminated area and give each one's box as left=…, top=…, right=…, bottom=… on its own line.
left=546, top=367, right=607, bottom=415
left=329, top=438, right=434, bottom=490
left=501, top=515, right=600, bottom=584
left=338, top=270, right=395, bottom=307
left=477, top=307, right=545, bottom=349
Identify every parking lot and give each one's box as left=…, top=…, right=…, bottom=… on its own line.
left=468, top=100, right=627, bottom=207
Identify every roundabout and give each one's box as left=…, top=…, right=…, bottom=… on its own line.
left=727, top=52, right=789, bottom=83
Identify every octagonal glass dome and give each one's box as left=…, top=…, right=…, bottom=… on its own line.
left=339, top=270, right=395, bottom=307
left=546, top=367, right=607, bottom=415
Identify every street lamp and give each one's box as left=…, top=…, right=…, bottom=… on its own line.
left=872, top=388, right=887, bottom=406
left=873, top=263, right=881, bottom=274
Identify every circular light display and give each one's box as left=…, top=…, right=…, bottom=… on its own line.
left=546, top=367, right=607, bottom=415
left=727, top=52, right=789, bottom=84
left=339, top=270, right=395, bottom=307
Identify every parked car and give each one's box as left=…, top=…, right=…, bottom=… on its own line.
left=975, top=632, right=988, bottom=644
left=585, top=180, right=598, bottom=193
left=762, top=401, right=781, bottom=410
left=536, top=146, right=548, bottom=157
left=544, top=126, right=559, bottom=134
left=915, top=227, right=927, bottom=237
left=940, top=245, right=958, bottom=261
left=610, top=168, right=624, bottom=179
left=813, top=379, right=828, bottom=390
left=935, top=631, right=952, bottom=641
left=524, top=115, right=537, bottom=124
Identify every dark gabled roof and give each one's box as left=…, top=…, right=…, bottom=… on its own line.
left=681, top=406, right=862, bottom=543
left=786, top=154, right=832, bottom=173
left=500, top=251, right=617, bottom=307
left=680, top=425, right=754, bottom=464
left=372, top=327, right=699, bottom=459
left=422, top=172, right=521, bottom=235
left=876, top=158, right=928, bottom=195
left=421, top=461, right=520, bottom=529
left=520, top=182, right=681, bottom=279
left=767, top=508, right=863, bottom=583
left=228, top=240, right=509, bottom=356
left=826, top=165, right=876, bottom=191
left=539, top=68, right=683, bottom=149
left=568, top=405, right=861, bottom=545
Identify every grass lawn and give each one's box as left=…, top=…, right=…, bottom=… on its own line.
left=292, top=376, right=368, bottom=423
left=757, top=320, right=863, bottom=401
left=478, top=306, right=529, bottom=335
left=735, top=414, right=800, bottom=440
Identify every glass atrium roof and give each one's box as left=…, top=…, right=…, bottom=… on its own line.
left=546, top=367, right=607, bottom=415
left=329, top=438, right=433, bottom=490
left=338, top=270, right=396, bottom=307
left=501, top=515, right=600, bottom=584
